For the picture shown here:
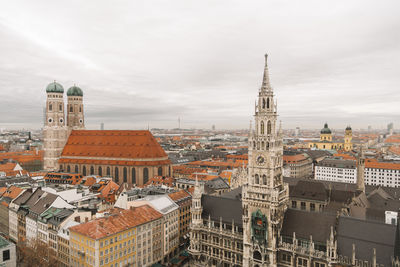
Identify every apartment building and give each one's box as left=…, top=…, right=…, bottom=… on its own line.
left=315, top=158, right=357, bottom=184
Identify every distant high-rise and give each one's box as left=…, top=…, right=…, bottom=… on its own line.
left=294, top=126, right=300, bottom=136
left=101, top=122, right=104, bottom=130
left=212, top=124, right=215, bottom=131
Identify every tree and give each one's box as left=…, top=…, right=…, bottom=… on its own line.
left=17, top=238, right=60, bottom=267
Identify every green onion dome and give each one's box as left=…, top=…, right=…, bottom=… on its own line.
left=67, top=85, right=83, bottom=96
left=46, top=81, right=64, bottom=93
left=321, top=123, right=332, bottom=134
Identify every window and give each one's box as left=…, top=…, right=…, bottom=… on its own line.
left=132, top=168, right=136, bottom=184
left=158, top=167, right=162, bottom=176
left=115, top=167, right=119, bottom=183
left=255, top=174, right=259, bottom=184
left=298, top=258, right=307, bottom=267
left=281, top=253, right=291, bottom=263
left=59, top=104, right=62, bottom=111
left=315, top=263, right=325, bottom=267
left=301, top=202, right=306, bottom=210
left=267, top=121, right=272, bottom=134
left=83, top=166, right=87, bottom=176
left=67, top=165, right=71, bottom=172
left=123, top=167, right=127, bottom=183
left=107, top=167, right=111, bottom=176
left=90, top=166, right=94, bottom=175
left=70, top=105, right=73, bottom=112
left=260, top=121, right=265, bottom=135
left=75, top=165, right=79, bottom=173
left=292, top=201, right=297, bottom=209
left=3, top=249, right=10, bottom=261
left=262, top=175, right=267, bottom=185
left=99, top=166, right=103, bottom=176
left=49, top=104, right=52, bottom=111
left=310, top=203, right=315, bottom=212
left=143, top=168, right=149, bottom=184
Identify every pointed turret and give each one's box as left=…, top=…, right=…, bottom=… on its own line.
left=357, top=145, right=366, bottom=193
left=261, top=53, right=272, bottom=92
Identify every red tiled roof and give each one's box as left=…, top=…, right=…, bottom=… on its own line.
left=69, top=205, right=162, bottom=239
left=143, top=176, right=174, bottom=188
left=61, top=130, right=168, bottom=160
left=0, top=187, right=6, bottom=196
left=168, top=189, right=191, bottom=202
left=365, top=161, right=400, bottom=170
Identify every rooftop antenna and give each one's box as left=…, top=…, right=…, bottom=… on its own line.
left=178, top=117, right=181, bottom=129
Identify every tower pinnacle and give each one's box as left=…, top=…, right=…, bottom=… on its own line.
left=261, top=53, right=272, bottom=92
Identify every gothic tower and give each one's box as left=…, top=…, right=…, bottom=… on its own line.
left=356, top=144, right=365, bottom=193
left=242, top=54, right=289, bottom=267
left=66, top=85, right=85, bottom=131
left=43, top=81, right=69, bottom=171
left=188, top=177, right=204, bottom=261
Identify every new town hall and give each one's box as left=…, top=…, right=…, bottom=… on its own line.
left=188, top=55, right=399, bottom=267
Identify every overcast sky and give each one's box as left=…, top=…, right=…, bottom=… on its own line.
left=0, top=0, right=399, bottom=130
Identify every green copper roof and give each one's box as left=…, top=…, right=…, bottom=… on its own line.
left=67, top=85, right=83, bottom=96
left=346, top=126, right=352, bottom=131
left=46, top=81, right=64, bottom=93
left=321, top=123, right=332, bottom=134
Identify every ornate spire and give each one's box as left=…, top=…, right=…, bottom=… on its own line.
left=261, top=53, right=272, bottom=92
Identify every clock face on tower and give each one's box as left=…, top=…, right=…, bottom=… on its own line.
left=257, top=156, right=265, bottom=165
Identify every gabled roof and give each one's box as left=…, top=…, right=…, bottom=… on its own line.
left=337, top=216, right=395, bottom=266
left=69, top=205, right=162, bottom=239
left=60, top=130, right=168, bottom=162
left=290, top=180, right=328, bottom=201
left=201, top=194, right=243, bottom=226
left=281, top=209, right=336, bottom=243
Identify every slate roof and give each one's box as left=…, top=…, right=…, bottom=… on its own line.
left=201, top=194, right=243, bottom=226
left=281, top=209, right=336, bottom=243
left=337, top=216, right=395, bottom=266
left=290, top=180, right=328, bottom=202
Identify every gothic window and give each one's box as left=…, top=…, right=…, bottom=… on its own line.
left=98, top=166, right=102, bottom=176
left=260, top=121, right=265, bottom=135
left=132, top=168, right=136, bottom=184
left=75, top=165, right=78, bottom=173
left=59, top=104, right=62, bottom=111
left=262, top=175, right=267, bottom=185
left=262, top=98, right=266, bottom=109
left=106, top=167, right=111, bottom=176
left=143, top=168, right=149, bottom=185
left=158, top=167, right=162, bottom=176
left=257, top=142, right=260, bottom=150
left=67, top=165, right=71, bottom=172
left=255, top=174, right=259, bottom=184
left=79, top=105, right=82, bottom=112
left=70, top=105, right=73, bottom=112
left=49, top=104, right=52, bottom=111
left=114, top=167, right=119, bottom=182
left=168, top=166, right=171, bottom=176
left=82, top=166, right=86, bottom=176
left=261, top=141, right=264, bottom=150
left=253, top=141, right=256, bottom=149
left=267, top=121, right=272, bottom=134
left=266, top=142, right=269, bottom=149
left=267, top=98, right=270, bottom=109
left=253, top=251, right=262, bottom=261
left=123, top=167, right=127, bottom=182
left=90, top=166, right=94, bottom=175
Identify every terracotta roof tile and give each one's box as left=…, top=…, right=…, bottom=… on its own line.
left=61, top=130, right=168, bottom=161
left=69, top=205, right=162, bottom=239
left=168, top=189, right=190, bottom=202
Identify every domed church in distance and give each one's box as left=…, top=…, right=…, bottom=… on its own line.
left=308, top=123, right=353, bottom=151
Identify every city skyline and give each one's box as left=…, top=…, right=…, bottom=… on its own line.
left=0, top=0, right=399, bottom=130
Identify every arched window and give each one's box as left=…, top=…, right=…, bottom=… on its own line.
left=90, top=166, right=94, bottom=175
left=267, top=121, right=272, bottom=134
left=82, top=166, right=86, bottom=176
left=253, top=141, right=256, bottom=149
left=262, top=175, right=267, bottom=185
left=266, top=142, right=269, bottom=150
left=106, top=167, right=111, bottom=176
left=75, top=165, right=78, bottom=173
left=168, top=166, right=171, bottom=176
left=123, top=167, right=127, bottom=183
left=143, top=168, right=149, bottom=185
left=158, top=167, right=162, bottom=176
left=49, top=104, right=52, bottom=111
left=267, top=98, right=270, bottom=109
left=66, top=165, right=71, bottom=172
left=132, top=168, right=136, bottom=184
left=253, top=251, right=262, bottom=261
left=59, top=104, right=62, bottom=111
left=261, top=141, right=264, bottom=150
left=260, top=121, right=265, bottom=135
left=69, top=105, right=73, bottom=112
left=79, top=106, right=82, bottom=112
left=114, top=167, right=119, bottom=182
left=255, top=174, right=259, bottom=184
left=262, top=98, right=266, bottom=109
left=98, top=166, right=102, bottom=176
